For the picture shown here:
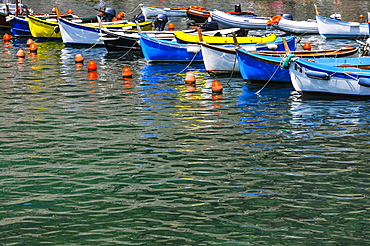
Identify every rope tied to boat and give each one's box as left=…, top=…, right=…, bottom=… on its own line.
left=255, top=63, right=282, bottom=95
left=176, top=46, right=201, bottom=75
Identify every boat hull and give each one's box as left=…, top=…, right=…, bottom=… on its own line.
left=274, top=18, right=318, bottom=34
left=9, top=16, right=31, bottom=36
left=211, top=10, right=269, bottom=29
left=201, top=36, right=296, bottom=74
left=290, top=58, right=370, bottom=97
left=237, top=47, right=361, bottom=82
left=316, top=14, right=369, bottom=39
left=140, top=4, right=188, bottom=19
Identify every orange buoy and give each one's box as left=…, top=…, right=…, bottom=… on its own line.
left=185, top=71, right=196, bottom=84
left=29, top=43, right=38, bottom=53
left=68, top=9, right=74, bottom=14
left=3, top=33, right=11, bottom=41
left=52, top=7, right=57, bottom=14
left=122, top=66, right=132, bottom=78
left=360, top=14, right=365, bottom=18
left=303, top=42, right=312, bottom=50
left=74, top=53, right=84, bottom=63
left=168, top=22, right=175, bottom=31
left=87, top=60, right=97, bottom=71
left=16, top=48, right=25, bottom=58
left=26, top=38, right=34, bottom=46
left=211, top=79, right=223, bottom=93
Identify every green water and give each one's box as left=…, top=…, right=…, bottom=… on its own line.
left=1, top=0, right=370, bottom=244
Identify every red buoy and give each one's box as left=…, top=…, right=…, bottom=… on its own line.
left=16, top=48, right=25, bottom=58
left=303, top=42, right=312, bottom=50
left=212, top=79, right=223, bottom=93
left=87, top=60, right=97, bottom=71
left=74, top=53, right=84, bottom=63
left=26, top=38, right=34, bottom=46
left=3, top=33, right=11, bottom=42
left=185, top=71, right=196, bottom=84
left=122, top=66, right=132, bottom=78
left=168, top=22, right=175, bottom=31
left=29, top=43, right=38, bottom=53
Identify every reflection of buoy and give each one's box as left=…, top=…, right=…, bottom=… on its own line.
left=87, top=60, right=97, bottom=71
left=168, top=22, right=175, bottom=31
left=185, top=71, right=196, bottom=84
left=16, top=48, right=25, bottom=58
left=29, top=43, right=38, bottom=53
left=3, top=33, right=11, bottom=41
left=212, top=79, right=223, bottom=93
left=303, top=42, right=311, bottom=50
left=122, top=66, right=132, bottom=78
left=87, top=71, right=98, bottom=80
left=26, top=38, right=34, bottom=46
left=186, top=84, right=196, bottom=92
left=74, top=53, right=84, bottom=63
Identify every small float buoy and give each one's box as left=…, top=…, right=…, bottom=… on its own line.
left=168, top=22, right=175, bottom=31
left=360, top=14, right=365, bottom=18
left=68, top=9, right=74, bottom=14
left=16, top=48, right=25, bottom=58
left=26, top=38, right=34, bottom=46
left=87, top=60, right=97, bottom=71
left=303, top=42, right=311, bottom=50
left=52, top=7, right=57, bottom=14
left=212, top=79, right=223, bottom=93
left=185, top=71, right=196, bottom=84
left=74, top=53, right=84, bottom=63
left=29, top=43, right=38, bottom=53
left=3, top=33, right=11, bottom=42
left=122, top=66, right=132, bottom=78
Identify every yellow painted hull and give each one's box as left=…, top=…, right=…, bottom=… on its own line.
left=27, top=15, right=153, bottom=40
left=174, top=31, right=277, bottom=44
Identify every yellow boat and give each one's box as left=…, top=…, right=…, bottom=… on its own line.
left=27, top=15, right=153, bottom=41
left=174, top=30, right=276, bottom=44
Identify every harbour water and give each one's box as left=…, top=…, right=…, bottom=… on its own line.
left=1, top=0, right=370, bottom=245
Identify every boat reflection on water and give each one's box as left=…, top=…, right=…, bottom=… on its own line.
left=289, top=100, right=365, bottom=138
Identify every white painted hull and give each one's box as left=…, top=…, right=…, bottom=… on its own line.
left=211, top=10, right=269, bottom=29
left=316, top=14, right=369, bottom=38
left=275, top=18, right=318, bottom=34
left=59, top=18, right=104, bottom=46
left=140, top=4, right=188, bottom=19
left=290, top=59, right=370, bottom=97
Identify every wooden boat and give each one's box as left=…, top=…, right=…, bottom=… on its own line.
left=58, top=17, right=152, bottom=46
left=210, top=10, right=269, bottom=29
left=236, top=46, right=360, bottom=83
left=99, top=28, right=239, bottom=52
left=271, top=16, right=319, bottom=34
left=187, top=5, right=256, bottom=23
left=314, top=5, right=369, bottom=39
left=28, top=14, right=152, bottom=41
left=174, top=30, right=276, bottom=44
left=140, top=32, right=284, bottom=63
left=289, top=57, right=370, bottom=98
left=8, top=14, right=98, bottom=37
left=139, top=4, right=188, bottom=20
left=0, top=0, right=29, bottom=29
left=201, top=36, right=296, bottom=74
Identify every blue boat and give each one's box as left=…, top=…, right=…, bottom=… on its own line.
left=236, top=46, right=361, bottom=83
left=8, top=15, right=31, bottom=36
left=139, top=34, right=296, bottom=63
left=290, top=57, right=370, bottom=98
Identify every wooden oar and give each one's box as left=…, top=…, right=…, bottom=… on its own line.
left=197, top=28, right=203, bottom=42
left=283, top=37, right=290, bottom=53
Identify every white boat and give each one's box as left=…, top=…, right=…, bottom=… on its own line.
left=201, top=36, right=296, bottom=75
left=274, top=17, right=318, bottom=34
left=210, top=10, right=269, bottom=29
left=289, top=57, right=370, bottom=98
left=139, top=4, right=188, bottom=19
left=58, top=17, right=152, bottom=46
left=314, top=5, right=369, bottom=38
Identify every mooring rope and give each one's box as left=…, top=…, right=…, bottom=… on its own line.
left=255, top=64, right=281, bottom=95
left=226, top=52, right=238, bottom=85
left=176, top=47, right=201, bottom=75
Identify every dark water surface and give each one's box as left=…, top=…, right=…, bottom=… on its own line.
left=1, top=0, right=370, bottom=245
